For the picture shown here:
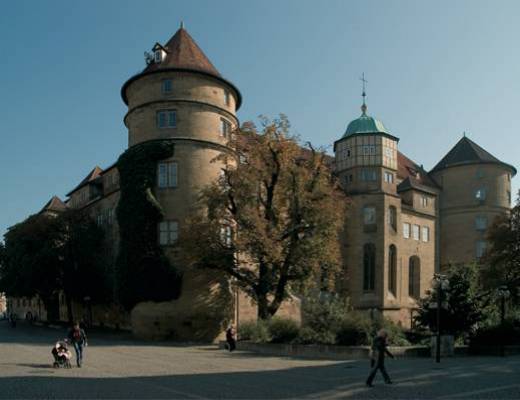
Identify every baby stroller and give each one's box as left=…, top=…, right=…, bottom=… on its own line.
left=52, top=340, right=72, bottom=368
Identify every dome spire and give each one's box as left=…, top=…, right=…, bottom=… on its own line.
left=360, top=73, right=368, bottom=115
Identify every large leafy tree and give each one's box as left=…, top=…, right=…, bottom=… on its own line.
left=0, top=210, right=111, bottom=321
left=414, top=264, right=484, bottom=338
left=480, top=192, right=520, bottom=305
left=181, top=115, right=346, bottom=319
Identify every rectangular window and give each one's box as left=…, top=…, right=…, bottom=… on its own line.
left=475, top=188, right=487, bottom=201
left=507, top=191, right=511, bottom=205
left=220, top=118, right=232, bottom=137
left=412, top=224, right=420, bottom=241
left=157, top=110, right=176, bottom=128
left=384, top=171, right=394, bottom=183
left=158, top=162, right=178, bottom=188
left=159, top=221, right=178, bottom=245
left=224, top=90, right=230, bottom=106
left=476, top=240, right=487, bottom=259
left=362, top=145, right=376, bottom=156
left=422, top=226, right=429, bottom=242
left=363, top=207, right=376, bottom=225
left=475, top=216, right=488, bottom=231
left=220, top=225, right=232, bottom=246
left=385, top=147, right=393, bottom=158
left=361, top=168, right=377, bottom=181
left=403, top=222, right=410, bottom=239
left=162, top=79, right=172, bottom=93
left=421, top=196, right=428, bottom=207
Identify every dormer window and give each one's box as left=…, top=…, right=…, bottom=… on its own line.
left=155, top=49, right=166, bottom=63
left=152, top=43, right=167, bottom=64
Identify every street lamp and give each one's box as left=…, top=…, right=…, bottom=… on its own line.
left=432, top=273, right=450, bottom=363
left=497, top=285, right=510, bottom=357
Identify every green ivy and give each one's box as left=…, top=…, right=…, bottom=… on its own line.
left=115, top=140, right=182, bottom=310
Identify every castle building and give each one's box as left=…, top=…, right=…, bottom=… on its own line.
left=6, top=26, right=516, bottom=335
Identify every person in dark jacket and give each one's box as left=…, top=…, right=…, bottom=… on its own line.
left=67, top=322, right=88, bottom=367
left=366, top=329, right=394, bottom=387
left=225, top=325, right=236, bottom=352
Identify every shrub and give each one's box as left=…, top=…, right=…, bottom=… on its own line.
left=268, top=317, right=300, bottom=343
left=470, top=319, right=520, bottom=346
left=300, top=295, right=350, bottom=344
left=336, top=311, right=371, bottom=346
left=238, top=320, right=271, bottom=343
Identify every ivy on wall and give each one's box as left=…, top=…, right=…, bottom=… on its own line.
left=115, top=140, right=182, bottom=310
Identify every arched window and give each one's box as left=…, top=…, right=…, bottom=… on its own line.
left=363, top=243, right=376, bottom=291
left=388, top=245, right=397, bottom=295
left=388, top=206, right=397, bottom=231
left=408, top=256, right=421, bottom=299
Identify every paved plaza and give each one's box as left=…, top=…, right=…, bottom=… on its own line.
left=1, top=321, right=519, bottom=399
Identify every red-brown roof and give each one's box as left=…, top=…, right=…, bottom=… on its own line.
left=143, top=27, right=221, bottom=77
left=397, top=152, right=439, bottom=192
left=66, top=166, right=103, bottom=196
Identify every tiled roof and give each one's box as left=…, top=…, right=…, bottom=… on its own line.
left=39, top=196, right=68, bottom=214
left=430, top=136, right=516, bottom=175
left=397, top=152, right=439, bottom=193
left=66, top=166, right=103, bottom=196
left=143, top=27, right=221, bottom=78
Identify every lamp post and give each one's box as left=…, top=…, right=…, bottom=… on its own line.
left=497, top=285, right=510, bottom=357
left=432, top=273, right=449, bottom=363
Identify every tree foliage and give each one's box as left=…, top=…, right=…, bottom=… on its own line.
left=180, top=115, right=347, bottom=319
left=115, top=140, right=182, bottom=310
left=0, top=210, right=110, bottom=317
left=481, top=191, right=520, bottom=305
left=414, top=264, right=484, bottom=338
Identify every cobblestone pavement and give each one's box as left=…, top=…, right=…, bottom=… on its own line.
left=1, top=321, right=519, bottom=399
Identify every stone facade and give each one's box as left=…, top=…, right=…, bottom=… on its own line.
left=6, top=27, right=516, bottom=337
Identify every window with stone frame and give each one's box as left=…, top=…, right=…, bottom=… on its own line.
left=388, top=206, right=397, bottom=231
left=422, top=226, right=429, bottom=242
left=388, top=245, right=397, bottom=296
left=157, top=110, right=176, bottom=128
left=403, top=222, right=410, bottom=239
left=475, top=216, right=488, bottom=231
left=363, top=243, right=376, bottom=291
left=475, top=187, right=487, bottom=202
left=220, top=118, right=232, bottom=138
left=476, top=240, right=487, bottom=259
left=161, top=79, right=172, bottom=94
left=159, top=221, right=178, bottom=246
left=412, top=224, right=420, bottom=241
left=408, top=256, right=421, bottom=299
left=363, top=206, right=376, bottom=225
left=157, top=162, right=178, bottom=188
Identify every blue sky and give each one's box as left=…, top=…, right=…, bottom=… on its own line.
left=1, top=0, right=519, bottom=237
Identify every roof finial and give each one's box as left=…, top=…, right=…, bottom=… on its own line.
left=360, top=73, right=368, bottom=115
left=463, top=131, right=466, bottom=137
left=180, top=21, right=185, bottom=29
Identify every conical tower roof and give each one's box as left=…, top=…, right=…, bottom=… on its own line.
left=431, top=136, right=516, bottom=175
left=121, top=25, right=242, bottom=108
left=143, top=27, right=221, bottom=77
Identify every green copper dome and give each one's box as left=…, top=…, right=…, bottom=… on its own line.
left=343, top=106, right=389, bottom=138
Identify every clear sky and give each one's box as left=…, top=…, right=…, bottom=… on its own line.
left=1, top=0, right=519, bottom=237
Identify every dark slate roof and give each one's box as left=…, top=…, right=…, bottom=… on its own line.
left=66, top=166, right=103, bottom=196
left=431, top=136, right=516, bottom=175
left=39, top=196, right=68, bottom=214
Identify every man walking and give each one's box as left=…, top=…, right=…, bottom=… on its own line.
left=68, top=322, right=88, bottom=367
left=366, top=329, right=394, bottom=387
left=226, top=325, right=236, bottom=352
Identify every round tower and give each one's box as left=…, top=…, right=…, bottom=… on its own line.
left=430, top=136, right=516, bottom=266
left=120, top=25, right=242, bottom=340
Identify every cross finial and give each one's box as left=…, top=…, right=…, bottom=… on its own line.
left=180, top=21, right=185, bottom=29
left=360, top=73, right=368, bottom=115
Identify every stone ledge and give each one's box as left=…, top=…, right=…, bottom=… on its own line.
left=219, top=341, right=430, bottom=359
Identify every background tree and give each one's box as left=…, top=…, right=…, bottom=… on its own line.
left=414, top=264, right=483, bottom=339
left=0, top=214, right=63, bottom=314
left=480, top=191, right=520, bottom=305
left=181, top=115, right=347, bottom=319
left=0, top=210, right=111, bottom=321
